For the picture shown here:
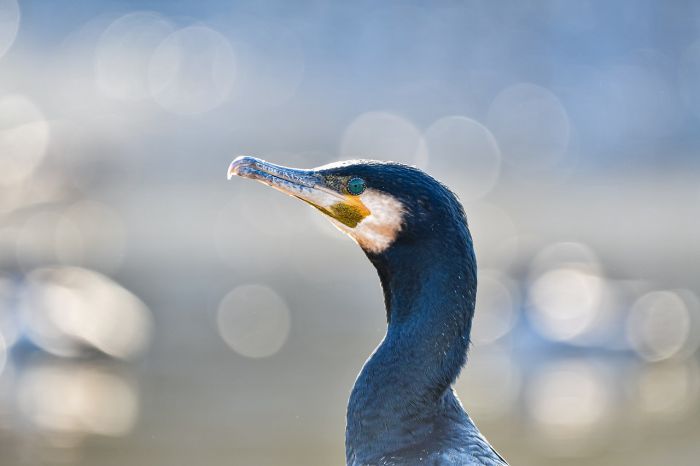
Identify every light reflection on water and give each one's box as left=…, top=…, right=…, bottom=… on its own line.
left=528, top=267, right=605, bottom=342
left=526, top=359, right=616, bottom=457
left=17, top=362, right=138, bottom=437
left=457, top=343, right=521, bottom=421
left=19, top=267, right=151, bottom=360
left=636, top=359, right=700, bottom=421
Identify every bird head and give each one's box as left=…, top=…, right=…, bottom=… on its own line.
left=228, top=156, right=467, bottom=255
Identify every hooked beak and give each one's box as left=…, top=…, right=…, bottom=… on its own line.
left=228, top=155, right=323, bottom=196
left=228, top=156, right=369, bottom=227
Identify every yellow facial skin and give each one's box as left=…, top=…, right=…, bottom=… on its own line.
left=321, top=195, right=371, bottom=228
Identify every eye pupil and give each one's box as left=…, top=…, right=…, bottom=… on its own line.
left=347, top=178, right=366, bottom=195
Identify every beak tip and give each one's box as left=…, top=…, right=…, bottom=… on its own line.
left=228, top=155, right=258, bottom=180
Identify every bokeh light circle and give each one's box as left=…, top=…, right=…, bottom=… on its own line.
left=18, top=364, right=138, bottom=436
left=472, top=271, right=517, bottom=344
left=0, top=0, right=20, bottom=60
left=217, top=284, right=290, bottom=358
left=95, top=12, right=176, bottom=100
left=528, top=267, right=604, bottom=342
left=487, top=83, right=570, bottom=172
left=627, top=291, right=691, bottom=362
left=0, top=94, right=50, bottom=187
left=0, top=331, right=6, bottom=378
left=636, top=360, right=700, bottom=420
left=456, top=344, right=521, bottom=420
left=527, top=360, right=614, bottom=454
left=527, top=242, right=606, bottom=344
left=0, top=275, right=20, bottom=350
left=20, top=267, right=152, bottom=360
left=424, top=116, right=501, bottom=201
left=529, top=241, right=601, bottom=279
left=148, top=25, right=237, bottom=114
left=340, top=111, right=428, bottom=167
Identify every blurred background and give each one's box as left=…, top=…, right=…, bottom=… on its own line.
left=1, top=0, right=699, bottom=465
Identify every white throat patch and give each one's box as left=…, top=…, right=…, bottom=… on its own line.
left=330, top=189, right=405, bottom=254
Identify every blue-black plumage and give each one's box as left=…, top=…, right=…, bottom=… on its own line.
left=229, top=157, right=508, bottom=466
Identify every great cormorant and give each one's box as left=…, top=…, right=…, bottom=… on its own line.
left=228, top=156, right=508, bottom=466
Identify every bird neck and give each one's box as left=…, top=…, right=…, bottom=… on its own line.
left=346, top=235, right=477, bottom=462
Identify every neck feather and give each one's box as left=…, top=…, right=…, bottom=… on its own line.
left=346, top=231, right=477, bottom=463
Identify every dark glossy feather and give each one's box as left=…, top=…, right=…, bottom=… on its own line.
left=315, top=161, right=508, bottom=466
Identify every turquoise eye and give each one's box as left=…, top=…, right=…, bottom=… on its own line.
left=347, top=177, right=366, bottom=195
